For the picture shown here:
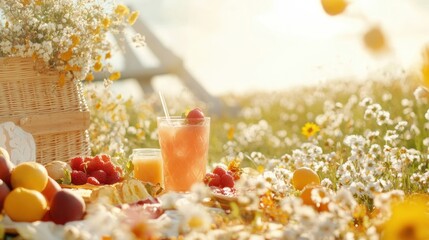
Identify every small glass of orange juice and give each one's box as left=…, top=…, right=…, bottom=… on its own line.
left=130, top=148, right=164, bottom=187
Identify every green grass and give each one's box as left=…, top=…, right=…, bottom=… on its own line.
left=88, top=73, right=429, bottom=199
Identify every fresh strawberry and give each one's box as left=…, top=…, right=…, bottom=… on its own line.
left=71, top=170, right=87, bottom=185
left=204, top=172, right=221, bottom=187
left=220, top=173, right=234, bottom=188
left=106, top=171, right=122, bottom=184
left=86, top=157, right=104, bottom=173
left=101, top=161, right=116, bottom=175
left=186, top=108, right=205, bottom=124
left=87, top=176, right=100, bottom=185
left=84, top=156, right=93, bottom=162
left=99, top=154, right=111, bottom=162
left=90, top=170, right=107, bottom=184
left=70, top=156, right=84, bottom=171
left=213, top=166, right=227, bottom=177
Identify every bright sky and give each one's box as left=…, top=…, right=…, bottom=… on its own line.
left=117, top=0, right=429, bottom=96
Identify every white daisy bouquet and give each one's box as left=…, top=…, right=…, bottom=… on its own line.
left=0, top=0, right=143, bottom=86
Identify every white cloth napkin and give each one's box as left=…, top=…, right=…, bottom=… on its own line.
left=0, top=121, right=36, bottom=164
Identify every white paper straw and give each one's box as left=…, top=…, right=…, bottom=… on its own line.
left=158, top=91, right=171, bottom=123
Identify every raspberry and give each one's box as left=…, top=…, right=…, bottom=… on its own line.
left=101, top=161, right=116, bottom=175
left=70, top=156, right=84, bottom=171
left=86, top=157, right=104, bottom=173
left=90, top=170, right=107, bottom=184
left=220, top=173, right=234, bottom=188
left=106, top=171, right=122, bottom=184
left=228, top=170, right=240, bottom=180
left=204, top=173, right=221, bottom=187
left=213, top=166, right=227, bottom=177
left=71, top=170, right=87, bottom=185
left=99, top=154, right=111, bottom=162
left=87, top=176, right=100, bottom=185
left=80, top=162, right=87, bottom=172
left=186, top=108, right=205, bottom=124
left=115, top=166, right=123, bottom=175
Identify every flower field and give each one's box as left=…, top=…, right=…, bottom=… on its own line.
left=84, top=71, right=429, bottom=239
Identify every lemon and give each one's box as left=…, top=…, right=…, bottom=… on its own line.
left=11, top=162, right=48, bottom=192
left=292, top=167, right=321, bottom=191
left=321, top=0, right=348, bottom=16
left=363, top=26, right=386, bottom=52
left=4, top=187, right=47, bottom=222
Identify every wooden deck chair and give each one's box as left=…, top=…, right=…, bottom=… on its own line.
left=109, top=15, right=224, bottom=115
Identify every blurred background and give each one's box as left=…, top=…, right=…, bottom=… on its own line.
left=111, top=0, right=429, bottom=99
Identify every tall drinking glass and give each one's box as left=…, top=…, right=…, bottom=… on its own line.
left=157, top=116, right=210, bottom=192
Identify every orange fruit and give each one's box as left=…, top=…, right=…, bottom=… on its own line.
left=11, top=162, right=48, bottom=192
left=292, top=167, right=320, bottom=190
left=300, top=185, right=329, bottom=212
left=4, top=187, right=47, bottom=222
left=320, top=0, right=348, bottom=16
left=363, top=26, right=387, bottom=52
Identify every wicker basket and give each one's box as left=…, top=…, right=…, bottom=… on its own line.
left=0, top=57, right=90, bottom=164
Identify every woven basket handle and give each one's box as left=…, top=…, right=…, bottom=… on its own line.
left=0, top=111, right=90, bottom=135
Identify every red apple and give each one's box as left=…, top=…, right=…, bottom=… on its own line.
left=0, top=153, right=14, bottom=188
left=49, top=190, right=86, bottom=225
left=0, top=179, right=10, bottom=212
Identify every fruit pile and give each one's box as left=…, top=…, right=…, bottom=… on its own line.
left=203, top=166, right=238, bottom=196
left=0, top=147, right=85, bottom=224
left=70, top=154, right=123, bottom=186
left=291, top=167, right=328, bottom=212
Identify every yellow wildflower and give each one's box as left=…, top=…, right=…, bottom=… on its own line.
left=421, top=46, right=429, bottom=87
left=93, top=61, right=102, bottom=72
left=127, top=11, right=139, bottom=25
left=21, top=0, right=30, bottom=6
left=95, top=102, right=102, bottom=110
left=92, top=26, right=100, bottom=35
left=71, top=35, right=80, bottom=47
left=105, top=52, right=111, bottom=59
left=227, top=126, right=235, bottom=140
left=109, top=71, right=121, bottom=81
left=64, top=64, right=81, bottom=71
left=115, top=4, right=129, bottom=16
left=59, top=49, right=72, bottom=61
left=422, top=63, right=429, bottom=88
left=85, top=72, right=94, bottom=82
left=58, top=72, right=66, bottom=87
left=102, top=18, right=111, bottom=29
left=31, top=52, right=38, bottom=61
left=301, top=122, right=320, bottom=138
left=382, top=198, right=429, bottom=240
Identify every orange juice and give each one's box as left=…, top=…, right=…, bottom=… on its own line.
left=157, top=116, right=210, bottom=192
left=131, top=149, right=164, bottom=186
